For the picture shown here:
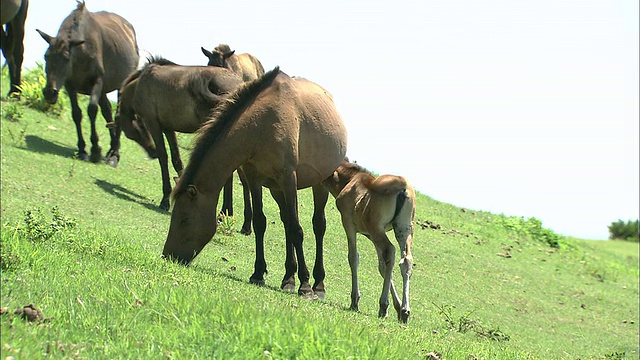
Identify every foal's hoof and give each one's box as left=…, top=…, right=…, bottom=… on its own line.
left=159, top=199, right=170, bottom=212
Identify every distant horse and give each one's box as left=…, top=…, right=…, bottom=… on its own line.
left=162, top=67, right=348, bottom=299
left=201, top=44, right=264, bottom=82
left=36, top=1, right=138, bottom=166
left=1, top=0, right=28, bottom=96
left=115, top=56, right=250, bottom=220
left=322, top=160, right=415, bottom=323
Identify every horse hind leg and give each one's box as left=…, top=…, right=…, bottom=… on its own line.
left=99, top=95, right=119, bottom=167
left=238, top=168, right=252, bottom=235
left=68, top=91, right=89, bottom=161
left=87, top=81, right=106, bottom=163
left=393, top=222, right=414, bottom=323
left=372, top=233, right=398, bottom=319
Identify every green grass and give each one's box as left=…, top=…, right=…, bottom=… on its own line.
left=1, top=68, right=638, bottom=359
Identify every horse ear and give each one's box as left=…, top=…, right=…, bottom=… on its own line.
left=201, top=47, right=212, bottom=58
left=223, top=50, right=235, bottom=59
left=70, top=39, right=85, bottom=48
left=187, top=185, right=198, bottom=199
left=36, top=29, right=53, bottom=44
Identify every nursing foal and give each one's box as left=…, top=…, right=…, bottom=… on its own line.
left=323, top=160, right=415, bottom=323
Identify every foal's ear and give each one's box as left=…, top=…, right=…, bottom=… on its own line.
left=223, top=50, right=235, bottom=59
left=186, top=185, right=198, bottom=199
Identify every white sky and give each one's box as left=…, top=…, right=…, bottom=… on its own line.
left=17, top=0, right=639, bottom=240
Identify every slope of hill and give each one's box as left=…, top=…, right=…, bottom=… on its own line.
left=1, top=72, right=638, bottom=359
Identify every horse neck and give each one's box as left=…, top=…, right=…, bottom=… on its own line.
left=191, top=131, right=254, bottom=197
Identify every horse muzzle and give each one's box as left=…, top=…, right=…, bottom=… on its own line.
left=43, top=87, right=59, bottom=104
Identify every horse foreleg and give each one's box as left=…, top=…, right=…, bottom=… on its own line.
left=99, top=94, right=119, bottom=167
left=67, top=91, right=88, bottom=161
left=282, top=171, right=312, bottom=298
left=373, top=233, right=397, bottom=319
left=248, top=178, right=267, bottom=285
left=269, top=189, right=297, bottom=293
left=311, top=185, right=329, bottom=299
left=4, top=0, right=27, bottom=96
left=238, top=167, right=252, bottom=235
left=87, top=80, right=104, bottom=163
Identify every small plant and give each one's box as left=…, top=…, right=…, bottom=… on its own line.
left=1, top=98, right=24, bottom=121
left=19, top=206, right=77, bottom=242
left=608, top=219, right=639, bottom=242
left=431, top=302, right=510, bottom=342
left=217, top=213, right=237, bottom=237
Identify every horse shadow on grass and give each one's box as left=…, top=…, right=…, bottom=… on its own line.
left=93, top=178, right=168, bottom=215
left=23, top=135, right=75, bottom=158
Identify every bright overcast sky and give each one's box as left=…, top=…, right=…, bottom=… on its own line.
left=17, top=0, right=639, bottom=240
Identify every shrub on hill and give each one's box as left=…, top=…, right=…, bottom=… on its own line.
left=608, top=219, right=639, bottom=242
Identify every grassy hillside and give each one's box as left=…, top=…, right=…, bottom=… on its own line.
left=1, top=70, right=638, bottom=359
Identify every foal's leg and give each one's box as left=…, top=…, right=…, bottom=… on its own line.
left=371, top=231, right=398, bottom=318
left=311, top=185, right=329, bottom=299
left=67, top=90, right=89, bottom=161
left=164, top=130, right=183, bottom=175
left=87, top=79, right=105, bottom=163
left=237, top=167, right=252, bottom=235
left=341, top=219, right=360, bottom=311
left=393, top=221, right=414, bottom=323
left=99, top=94, right=119, bottom=167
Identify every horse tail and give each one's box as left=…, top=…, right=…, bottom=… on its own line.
left=394, top=189, right=409, bottom=220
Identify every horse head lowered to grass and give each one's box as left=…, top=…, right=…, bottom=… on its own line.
left=322, top=160, right=415, bottom=323
left=162, top=67, right=348, bottom=298
left=36, top=1, right=139, bottom=166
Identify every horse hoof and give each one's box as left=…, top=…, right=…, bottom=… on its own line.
left=249, top=277, right=265, bottom=286
left=313, top=289, right=326, bottom=300
left=240, top=226, right=252, bottom=236
left=297, top=284, right=314, bottom=299
left=105, top=156, right=119, bottom=168
left=89, top=153, right=102, bottom=164
left=281, top=282, right=296, bottom=293
left=77, top=153, right=90, bottom=162
left=159, top=200, right=170, bottom=211
left=399, top=309, right=410, bottom=323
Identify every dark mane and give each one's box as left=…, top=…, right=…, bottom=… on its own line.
left=60, top=1, right=87, bottom=40
left=173, top=66, right=281, bottom=197
left=145, top=54, right=178, bottom=67
left=342, top=161, right=373, bottom=178
left=214, top=44, right=233, bottom=54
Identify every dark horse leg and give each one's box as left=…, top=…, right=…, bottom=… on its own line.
left=220, top=176, right=234, bottom=216
left=272, top=170, right=313, bottom=298
left=86, top=79, right=105, bottom=164
left=311, top=185, right=329, bottom=299
left=1, top=0, right=28, bottom=97
left=67, top=90, right=89, bottom=161
left=247, top=174, right=267, bottom=285
left=145, top=120, right=171, bottom=210
left=237, top=167, right=252, bottom=235
left=99, top=94, right=119, bottom=167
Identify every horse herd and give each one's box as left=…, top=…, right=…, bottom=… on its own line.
left=2, top=1, right=416, bottom=323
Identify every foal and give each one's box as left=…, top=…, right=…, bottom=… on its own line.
left=323, top=160, right=415, bottom=323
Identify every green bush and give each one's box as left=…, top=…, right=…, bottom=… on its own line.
left=500, top=215, right=563, bottom=248
left=608, top=219, right=639, bottom=242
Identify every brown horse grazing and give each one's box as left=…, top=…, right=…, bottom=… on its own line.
left=163, top=67, right=348, bottom=299
left=201, top=44, right=265, bottom=82
left=1, top=0, right=28, bottom=96
left=36, top=1, right=138, bottom=167
left=115, top=56, right=246, bottom=214
left=322, top=160, right=415, bottom=323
